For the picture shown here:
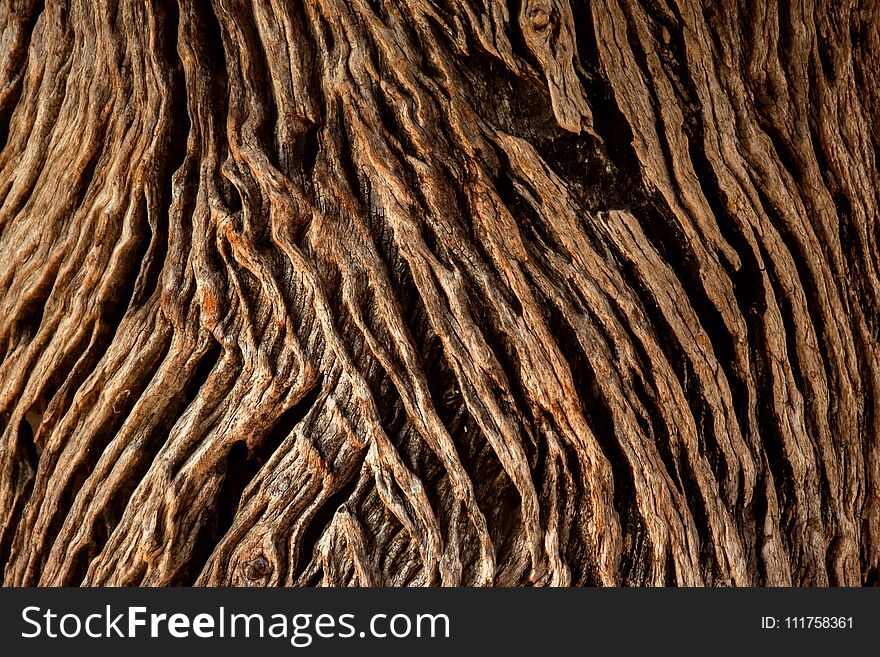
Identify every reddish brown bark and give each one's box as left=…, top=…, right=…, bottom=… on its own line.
left=0, top=0, right=878, bottom=586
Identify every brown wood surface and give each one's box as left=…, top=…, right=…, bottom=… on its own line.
left=0, top=0, right=878, bottom=586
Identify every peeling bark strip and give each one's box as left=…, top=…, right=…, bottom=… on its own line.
left=0, top=0, right=878, bottom=587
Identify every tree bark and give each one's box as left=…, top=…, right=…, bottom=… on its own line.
left=0, top=0, right=878, bottom=586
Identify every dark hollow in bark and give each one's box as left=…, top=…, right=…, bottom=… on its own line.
left=0, top=0, right=878, bottom=586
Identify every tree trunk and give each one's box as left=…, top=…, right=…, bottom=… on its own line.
left=0, top=0, right=878, bottom=587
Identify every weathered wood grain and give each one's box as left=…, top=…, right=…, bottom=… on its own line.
left=0, top=0, right=877, bottom=586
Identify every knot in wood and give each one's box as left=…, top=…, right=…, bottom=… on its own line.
left=528, top=4, right=554, bottom=32
left=244, top=555, right=272, bottom=581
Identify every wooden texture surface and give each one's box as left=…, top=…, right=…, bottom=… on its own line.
left=0, top=0, right=878, bottom=586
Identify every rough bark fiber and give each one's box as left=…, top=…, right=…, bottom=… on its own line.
left=0, top=0, right=878, bottom=586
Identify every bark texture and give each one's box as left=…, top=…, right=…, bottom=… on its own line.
left=0, top=0, right=878, bottom=587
